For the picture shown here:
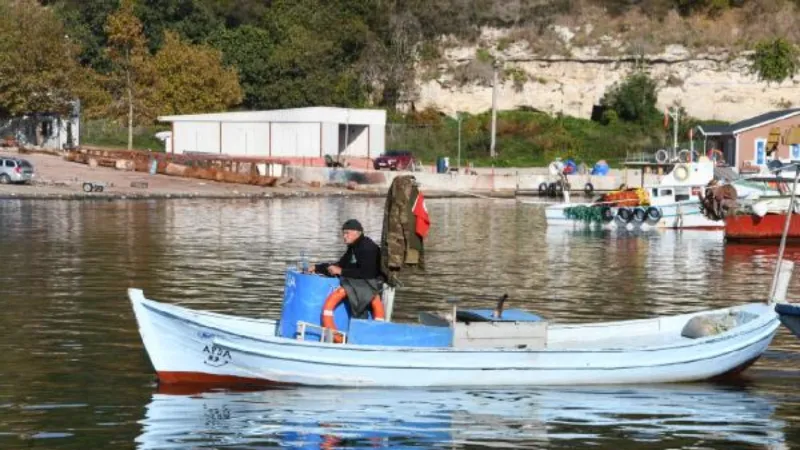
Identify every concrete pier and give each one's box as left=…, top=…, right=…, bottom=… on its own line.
left=285, top=166, right=664, bottom=195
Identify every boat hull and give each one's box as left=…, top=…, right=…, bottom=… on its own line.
left=130, top=289, right=779, bottom=388
left=725, top=214, right=800, bottom=242
left=545, top=202, right=722, bottom=230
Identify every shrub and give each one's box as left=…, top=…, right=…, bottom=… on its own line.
left=600, top=71, right=660, bottom=124
left=749, top=38, right=798, bottom=84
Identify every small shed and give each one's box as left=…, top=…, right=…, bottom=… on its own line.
left=158, top=107, right=386, bottom=167
left=0, top=101, right=80, bottom=151
left=696, top=108, right=800, bottom=171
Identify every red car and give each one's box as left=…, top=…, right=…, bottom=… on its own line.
left=373, top=150, right=416, bottom=171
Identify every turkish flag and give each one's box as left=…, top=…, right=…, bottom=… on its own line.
left=413, top=191, right=430, bottom=239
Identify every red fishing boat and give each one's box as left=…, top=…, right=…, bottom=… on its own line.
left=725, top=212, right=800, bottom=242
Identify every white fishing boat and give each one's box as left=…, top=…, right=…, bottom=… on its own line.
left=129, top=285, right=779, bottom=388
left=545, top=162, right=788, bottom=230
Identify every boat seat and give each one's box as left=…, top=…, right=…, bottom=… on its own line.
left=452, top=321, right=547, bottom=349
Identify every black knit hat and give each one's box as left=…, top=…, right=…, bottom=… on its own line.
left=341, top=219, right=363, bottom=232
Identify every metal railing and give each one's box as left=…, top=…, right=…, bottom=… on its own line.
left=296, top=321, right=347, bottom=344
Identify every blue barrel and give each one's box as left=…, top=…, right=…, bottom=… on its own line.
left=436, top=156, right=446, bottom=173
left=279, top=270, right=351, bottom=341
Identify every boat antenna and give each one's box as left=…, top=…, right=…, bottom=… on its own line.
left=768, top=162, right=800, bottom=303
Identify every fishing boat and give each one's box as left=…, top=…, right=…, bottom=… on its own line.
left=129, top=283, right=779, bottom=388
left=725, top=211, right=800, bottom=242
left=545, top=161, right=789, bottom=230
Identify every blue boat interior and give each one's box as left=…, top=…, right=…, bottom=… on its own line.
left=347, top=319, right=453, bottom=347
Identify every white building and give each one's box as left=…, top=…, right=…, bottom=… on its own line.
left=157, top=107, right=386, bottom=163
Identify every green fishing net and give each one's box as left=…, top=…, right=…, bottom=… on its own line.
left=564, top=205, right=605, bottom=223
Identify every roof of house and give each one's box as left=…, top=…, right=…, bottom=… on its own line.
left=697, top=108, right=800, bottom=136
left=158, top=107, right=387, bottom=125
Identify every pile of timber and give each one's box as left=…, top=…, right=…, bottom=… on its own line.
left=64, top=147, right=286, bottom=187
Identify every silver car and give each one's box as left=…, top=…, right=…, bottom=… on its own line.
left=0, top=157, right=34, bottom=184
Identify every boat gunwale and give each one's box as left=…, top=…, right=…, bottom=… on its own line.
left=132, top=291, right=778, bottom=355
left=211, top=329, right=777, bottom=371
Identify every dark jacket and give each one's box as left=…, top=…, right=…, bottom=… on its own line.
left=316, top=235, right=381, bottom=280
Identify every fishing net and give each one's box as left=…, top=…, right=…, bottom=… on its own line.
left=564, top=205, right=605, bottom=223
left=599, top=188, right=650, bottom=207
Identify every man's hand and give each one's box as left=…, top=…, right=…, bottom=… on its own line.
left=327, top=265, right=342, bottom=276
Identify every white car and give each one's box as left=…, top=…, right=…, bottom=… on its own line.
left=0, top=157, right=34, bottom=184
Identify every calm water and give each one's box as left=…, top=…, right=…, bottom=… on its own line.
left=2, top=197, right=800, bottom=449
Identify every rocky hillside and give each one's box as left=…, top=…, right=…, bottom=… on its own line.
left=412, top=2, right=800, bottom=121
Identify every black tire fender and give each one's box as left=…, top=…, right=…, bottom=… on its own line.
left=646, top=206, right=662, bottom=223
left=616, top=207, right=633, bottom=223
left=538, top=182, right=548, bottom=195
left=600, top=206, right=614, bottom=222
left=633, top=207, right=647, bottom=222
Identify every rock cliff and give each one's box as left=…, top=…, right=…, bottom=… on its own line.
left=414, top=28, right=799, bottom=122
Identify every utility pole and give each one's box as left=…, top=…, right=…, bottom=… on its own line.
left=457, top=112, right=463, bottom=171
left=669, top=106, right=679, bottom=151
left=490, top=60, right=500, bottom=159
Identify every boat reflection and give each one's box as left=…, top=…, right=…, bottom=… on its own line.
left=136, top=383, right=786, bottom=449
left=725, top=242, right=800, bottom=263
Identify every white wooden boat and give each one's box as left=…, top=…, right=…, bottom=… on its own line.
left=130, top=288, right=779, bottom=388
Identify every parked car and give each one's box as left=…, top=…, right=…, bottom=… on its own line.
left=373, top=150, right=417, bottom=171
left=0, top=157, right=34, bottom=184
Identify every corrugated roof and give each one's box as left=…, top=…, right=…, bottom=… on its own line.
left=158, top=107, right=387, bottom=125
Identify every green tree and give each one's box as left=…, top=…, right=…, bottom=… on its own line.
left=208, top=25, right=277, bottom=109
left=749, top=38, right=798, bottom=84
left=0, top=0, right=83, bottom=116
left=105, top=0, right=157, bottom=149
left=154, top=31, right=243, bottom=115
left=134, top=0, right=222, bottom=51
left=257, top=0, right=369, bottom=108
left=49, top=0, right=119, bottom=71
left=600, top=71, right=660, bottom=124
left=359, top=6, right=422, bottom=109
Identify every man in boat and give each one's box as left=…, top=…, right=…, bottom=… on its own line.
left=309, top=219, right=382, bottom=318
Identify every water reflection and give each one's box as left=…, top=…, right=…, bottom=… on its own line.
left=137, top=384, right=786, bottom=449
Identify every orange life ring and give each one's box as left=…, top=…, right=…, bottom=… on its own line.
left=321, top=287, right=385, bottom=343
